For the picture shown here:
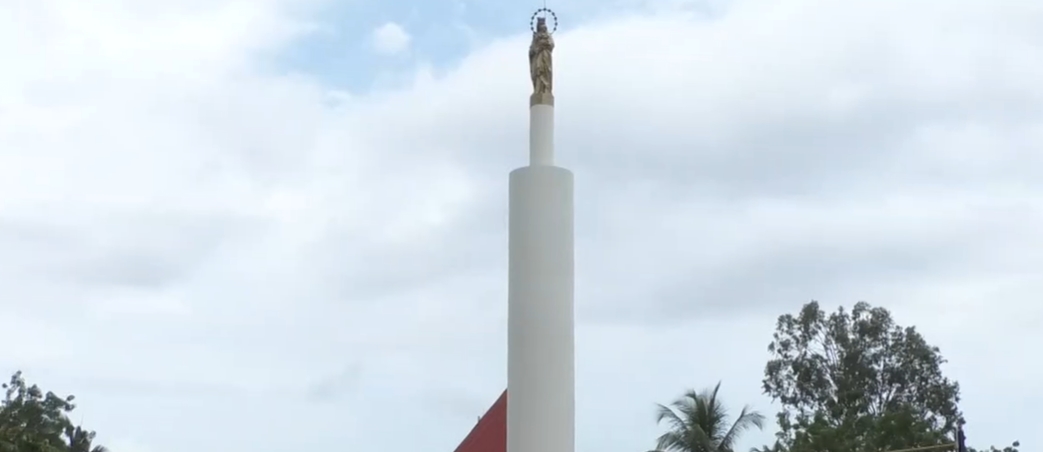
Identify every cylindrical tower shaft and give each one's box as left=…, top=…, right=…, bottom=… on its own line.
left=529, top=94, right=555, bottom=165
left=507, top=161, right=575, bottom=452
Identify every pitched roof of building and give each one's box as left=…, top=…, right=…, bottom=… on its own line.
left=453, top=390, right=507, bottom=452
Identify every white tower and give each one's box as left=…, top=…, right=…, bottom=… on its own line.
left=508, top=9, right=574, bottom=452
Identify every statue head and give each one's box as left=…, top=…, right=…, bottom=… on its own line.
left=536, top=17, right=547, bottom=32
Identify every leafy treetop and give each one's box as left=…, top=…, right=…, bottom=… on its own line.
left=762, top=301, right=962, bottom=452
left=0, top=371, right=107, bottom=452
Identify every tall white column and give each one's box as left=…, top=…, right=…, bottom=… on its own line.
left=529, top=95, right=555, bottom=165
left=508, top=92, right=575, bottom=452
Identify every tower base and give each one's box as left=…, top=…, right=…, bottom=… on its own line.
left=507, top=164, right=575, bottom=452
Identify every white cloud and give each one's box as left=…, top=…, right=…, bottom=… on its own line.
left=371, top=21, right=412, bottom=55
left=0, top=0, right=1040, bottom=452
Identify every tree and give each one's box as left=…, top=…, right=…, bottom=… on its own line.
left=748, top=444, right=785, bottom=452
left=65, top=425, right=107, bottom=452
left=0, top=371, right=107, bottom=452
left=761, top=301, right=962, bottom=452
left=653, top=382, right=766, bottom=452
left=968, top=442, right=1020, bottom=452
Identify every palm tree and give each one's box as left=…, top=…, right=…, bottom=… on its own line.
left=653, top=381, right=765, bottom=452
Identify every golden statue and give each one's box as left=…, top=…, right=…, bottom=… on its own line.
left=528, top=16, right=554, bottom=95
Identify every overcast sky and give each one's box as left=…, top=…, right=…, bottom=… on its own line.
left=1, top=0, right=1040, bottom=451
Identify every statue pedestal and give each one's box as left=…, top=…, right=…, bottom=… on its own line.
left=530, top=92, right=554, bottom=107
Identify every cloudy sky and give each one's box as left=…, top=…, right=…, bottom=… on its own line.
left=1, top=0, right=1040, bottom=451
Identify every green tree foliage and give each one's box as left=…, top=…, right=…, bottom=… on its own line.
left=748, top=443, right=785, bottom=452
left=968, top=442, right=1020, bottom=452
left=653, top=382, right=765, bottom=452
left=761, top=301, right=962, bottom=452
left=0, top=371, right=107, bottom=452
left=65, top=425, right=107, bottom=452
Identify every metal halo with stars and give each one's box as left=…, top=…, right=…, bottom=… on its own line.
left=530, top=7, right=558, bottom=34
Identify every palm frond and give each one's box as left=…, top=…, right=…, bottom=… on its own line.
left=654, top=382, right=765, bottom=452
left=718, top=405, right=766, bottom=450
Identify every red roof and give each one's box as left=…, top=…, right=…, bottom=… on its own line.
left=453, top=390, right=507, bottom=452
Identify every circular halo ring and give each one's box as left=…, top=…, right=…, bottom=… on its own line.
left=529, top=8, right=558, bottom=34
